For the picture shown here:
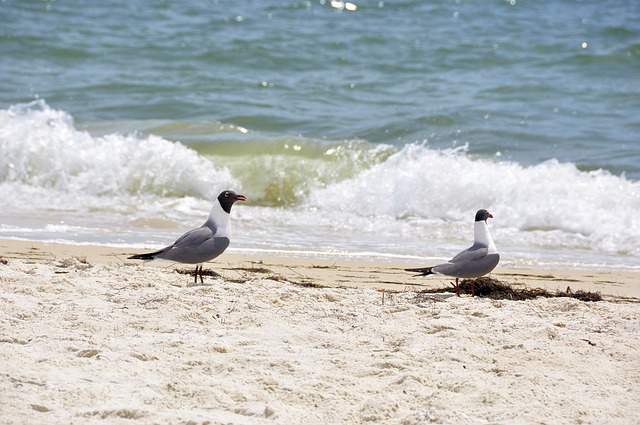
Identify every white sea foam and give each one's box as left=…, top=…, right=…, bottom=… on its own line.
left=1, top=102, right=639, bottom=267
left=0, top=100, right=238, bottom=200
left=305, top=143, right=640, bottom=258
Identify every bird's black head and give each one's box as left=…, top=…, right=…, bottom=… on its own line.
left=475, top=209, right=494, bottom=222
left=218, top=190, right=246, bottom=213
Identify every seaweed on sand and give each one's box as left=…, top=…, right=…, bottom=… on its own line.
left=419, top=276, right=602, bottom=301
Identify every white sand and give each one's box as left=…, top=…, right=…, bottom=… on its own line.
left=1, top=247, right=639, bottom=424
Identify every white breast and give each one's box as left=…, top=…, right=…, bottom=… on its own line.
left=207, top=201, right=231, bottom=237
left=474, top=221, right=498, bottom=254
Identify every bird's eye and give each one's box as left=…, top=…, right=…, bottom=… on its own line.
left=225, top=192, right=229, bottom=197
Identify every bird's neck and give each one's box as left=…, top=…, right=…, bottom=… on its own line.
left=474, top=221, right=498, bottom=254
left=206, top=201, right=231, bottom=237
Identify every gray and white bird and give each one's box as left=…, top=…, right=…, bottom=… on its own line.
left=128, top=190, right=246, bottom=283
left=406, top=209, right=499, bottom=296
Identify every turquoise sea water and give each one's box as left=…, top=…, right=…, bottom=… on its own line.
left=1, top=1, right=639, bottom=269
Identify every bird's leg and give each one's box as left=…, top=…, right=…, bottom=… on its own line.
left=193, top=265, right=201, bottom=284
left=471, top=280, right=475, bottom=297
left=455, top=278, right=460, bottom=297
left=199, top=265, right=204, bottom=284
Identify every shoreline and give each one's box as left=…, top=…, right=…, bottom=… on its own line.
left=1, top=238, right=638, bottom=299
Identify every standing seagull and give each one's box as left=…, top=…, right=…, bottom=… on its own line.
left=405, top=209, right=499, bottom=297
left=128, top=190, right=246, bottom=283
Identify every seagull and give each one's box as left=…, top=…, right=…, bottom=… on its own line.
left=128, top=190, right=246, bottom=283
left=405, top=209, right=499, bottom=297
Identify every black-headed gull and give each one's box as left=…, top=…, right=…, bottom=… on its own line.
left=406, top=209, right=500, bottom=296
left=128, top=190, right=246, bottom=283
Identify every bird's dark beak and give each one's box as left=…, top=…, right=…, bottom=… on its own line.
left=235, top=194, right=247, bottom=202
left=488, top=213, right=494, bottom=219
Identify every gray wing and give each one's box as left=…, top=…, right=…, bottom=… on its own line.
left=449, top=243, right=488, bottom=263
left=155, top=226, right=230, bottom=264
left=432, top=244, right=499, bottom=279
left=172, top=226, right=213, bottom=249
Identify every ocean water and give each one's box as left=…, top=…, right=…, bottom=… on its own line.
left=1, top=1, right=639, bottom=270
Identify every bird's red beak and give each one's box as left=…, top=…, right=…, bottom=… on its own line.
left=488, top=213, right=493, bottom=219
left=235, top=194, right=247, bottom=202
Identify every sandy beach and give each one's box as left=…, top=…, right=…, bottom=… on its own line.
left=1, top=238, right=639, bottom=424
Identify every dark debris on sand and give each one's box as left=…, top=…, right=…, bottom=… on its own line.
left=176, top=268, right=222, bottom=278
left=175, top=267, right=324, bottom=287
left=419, top=276, right=602, bottom=301
left=173, top=267, right=602, bottom=301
